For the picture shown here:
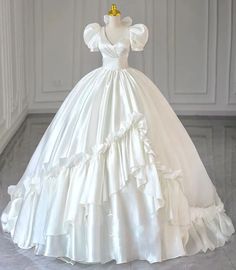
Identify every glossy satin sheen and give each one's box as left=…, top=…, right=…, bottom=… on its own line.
left=1, top=15, right=235, bottom=265
left=100, top=30, right=129, bottom=70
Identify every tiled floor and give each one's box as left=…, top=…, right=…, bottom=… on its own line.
left=0, top=114, right=236, bottom=270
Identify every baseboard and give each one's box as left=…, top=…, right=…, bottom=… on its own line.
left=28, top=107, right=236, bottom=116
left=174, top=110, right=236, bottom=116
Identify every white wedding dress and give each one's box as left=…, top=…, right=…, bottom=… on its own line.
left=1, top=15, right=235, bottom=265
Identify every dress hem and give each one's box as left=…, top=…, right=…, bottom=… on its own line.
left=1, top=111, right=235, bottom=265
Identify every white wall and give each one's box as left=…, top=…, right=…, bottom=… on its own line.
left=26, top=0, right=236, bottom=115
left=1, top=0, right=236, bottom=154
left=0, top=0, right=28, bottom=154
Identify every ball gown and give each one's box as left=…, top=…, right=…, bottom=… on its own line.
left=1, top=15, right=235, bottom=265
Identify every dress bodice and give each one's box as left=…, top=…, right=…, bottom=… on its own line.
left=83, top=15, right=149, bottom=70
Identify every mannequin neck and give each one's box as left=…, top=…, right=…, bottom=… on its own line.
left=107, top=15, right=121, bottom=27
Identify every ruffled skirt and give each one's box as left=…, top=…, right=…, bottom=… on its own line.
left=1, top=66, right=235, bottom=264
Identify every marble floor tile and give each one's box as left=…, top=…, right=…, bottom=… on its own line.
left=0, top=114, right=236, bottom=270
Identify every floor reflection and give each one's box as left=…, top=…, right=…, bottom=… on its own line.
left=0, top=114, right=235, bottom=270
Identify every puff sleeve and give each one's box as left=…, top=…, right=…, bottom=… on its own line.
left=129, top=24, right=149, bottom=51
left=83, top=23, right=101, bottom=52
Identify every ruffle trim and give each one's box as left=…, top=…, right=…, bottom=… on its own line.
left=1, top=111, right=235, bottom=263
left=7, top=111, right=183, bottom=209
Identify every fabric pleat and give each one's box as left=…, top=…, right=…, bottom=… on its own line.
left=1, top=15, right=235, bottom=264
left=1, top=69, right=235, bottom=262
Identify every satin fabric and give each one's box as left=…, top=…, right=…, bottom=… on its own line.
left=1, top=15, right=235, bottom=265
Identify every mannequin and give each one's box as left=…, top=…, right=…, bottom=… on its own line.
left=104, top=4, right=129, bottom=45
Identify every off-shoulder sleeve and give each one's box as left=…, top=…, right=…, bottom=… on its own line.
left=129, top=24, right=149, bottom=51
left=83, top=23, right=101, bottom=52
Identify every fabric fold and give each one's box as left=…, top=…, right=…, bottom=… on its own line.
left=1, top=111, right=234, bottom=264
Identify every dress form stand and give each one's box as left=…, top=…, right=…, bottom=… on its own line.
left=104, top=4, right=129, bottom=45
left=1, top=1, right=234, bottom=265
